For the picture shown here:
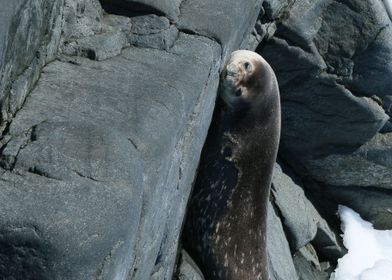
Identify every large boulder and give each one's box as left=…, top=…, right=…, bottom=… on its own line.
left=271, top=164, right=344, bottom=260
left=257, top=0, right=392, bottom=231
left=307, top=133, right=392, bottom=190
left=178, top=0, right=263, bottom=60
left=0, top=0, right=263, bottom=278
left=267, top=202, right=299, bottom=280
left=99, top=0, right=182, bottom=21
left=0, top=0, right=63, bottom=131
left=176, top=250, right=205, bottom=280
left=293, top=244, right=330, bottom=280
left=0, top=30, right=221, bottom=279
left=258, top=0, right=391, bottom=160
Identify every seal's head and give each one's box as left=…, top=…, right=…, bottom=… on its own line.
left=220, top=50, right=270, bottom=111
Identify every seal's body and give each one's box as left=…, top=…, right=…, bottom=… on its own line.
left=183, top=50, right=281, bottom=280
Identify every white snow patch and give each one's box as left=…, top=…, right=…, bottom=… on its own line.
left=331, top=205, right=392, bottom=280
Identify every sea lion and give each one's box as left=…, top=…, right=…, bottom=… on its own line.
left=182, top=50, right=281, bottom=280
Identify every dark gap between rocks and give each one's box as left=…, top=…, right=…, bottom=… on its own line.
left=99, top=0, right=165, bottom=17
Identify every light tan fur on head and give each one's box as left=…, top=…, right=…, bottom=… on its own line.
left=220, top=50, right=272, bottom=109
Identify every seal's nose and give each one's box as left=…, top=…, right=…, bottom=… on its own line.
left=226, top=63, right=238, bottom=77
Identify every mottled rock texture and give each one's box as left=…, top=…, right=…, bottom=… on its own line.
left=267, top=202, right=299, bottom=280
left=256, top=0, right=392, bottom=237
left=252, top=0, right=391, bottom=277
left=271, top=164, right=344, bottom=259
left=1, top=0, right=391, bottom=279
left=0, top=0, right=263, bottom=279
left=176, top=250, right=205, bottom=280
left=0, top=0, right=63, bottom=131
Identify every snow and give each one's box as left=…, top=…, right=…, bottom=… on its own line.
left=331, top=206, right=392, bottom=280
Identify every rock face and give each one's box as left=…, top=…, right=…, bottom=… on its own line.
left=267, top=202, right=299, bottom=280
left=176, top=250, right=205, bottom=280
left=257, top=0, right=392, bottom=160
left=0, top=0, right=63, bottom=132
left=255, top=0, right=392, bottom=277
left=268, top=164, right=342, bottom=280
left=0, top=0, right=263, bottom=279
left=271, top=164, right=344, bottom=259
left=0, top=0, right=391, bottom=279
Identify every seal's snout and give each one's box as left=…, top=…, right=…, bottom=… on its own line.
left=226, top=63, right=239, bottom=77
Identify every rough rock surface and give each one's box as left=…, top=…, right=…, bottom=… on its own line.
left=271, top=164, right=344, bottom=259
left=100, top=0, right=182, bottom=22
left=0, top=32, right=221, bottom=279
left=307, top=133, right=392, bottom=190
left=293, top=245, right=330, bottom=280
left=0, top=0, right=63, bottom=131
left=259, top=0, right=391, bottom=160
left=177, top=0, right=263, bottom=60
left=257, top=0, right=392, bottom=248
left=0, top=0, right=263, bottom=279
left=176, top=250, right=205, bottom=280
left=267, top=202, right=299, bottom=280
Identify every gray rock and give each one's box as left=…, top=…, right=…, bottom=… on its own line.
left=319, top=185, right=392, bottom=230
left=260, top=38, right=388, bottom=160
left=129, top=25, right=178, bottom=50
left=128, top=15, right=179, bottom=50
left=267, top=202, right=299, bottom=280
left=60, top=0, right=132, bottom=59
left=61, top=0, right=105, bottom=40
left=62, top=2, right=179, bottom=55
left=293, top=244, right=330, bottom=280
left=258, top=0, right=391, bottom=161
left=256, top=2, right=392, bottom=260
left=1, top=32, right=221, bottom=279
left=350, top=25, right=392, bottom=103
left=307, top=133, right=392, bottom=190
left=0, top=0, right=63, bottom=131
left=176, top=250, right=205, bottom=280
left=130, top=14, right=170, bottom=35
left=178, top=0, right=263, bottom=60
left=0, top=0, right=268, bottom=278
left=0, top=170, right=143, bottom=280
left=271, top=164, right=344, bottom=259
left=240, top=0, right=292, bottom=50
left=100, top=0, right=182, bottom=21
left=62, top=31, right=129, bottom=60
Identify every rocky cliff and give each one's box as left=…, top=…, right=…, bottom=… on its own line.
left=0, top=0, right=391, bottom=279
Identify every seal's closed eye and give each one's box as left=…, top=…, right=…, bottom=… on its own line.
left=235, top=88, right=242, bottom=97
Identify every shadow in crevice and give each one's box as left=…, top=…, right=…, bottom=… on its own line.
left=98, top=0, right=165, bottom=17
left=0, top=226, right=54, bottom=280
